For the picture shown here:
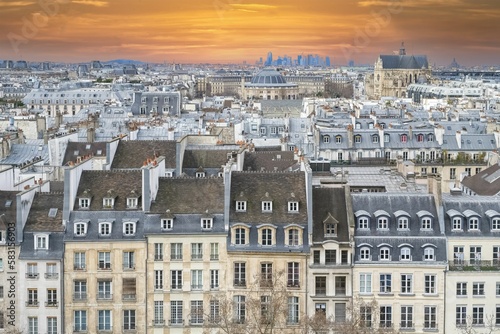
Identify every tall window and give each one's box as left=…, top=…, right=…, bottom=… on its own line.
left=401, top=274, right=413, bottom=294
left=171, top=270, right=182, bottom=290
left=234, top=262, right=246, bottom=287
left=190, top=301, right=203, bottom=325
left=191, top=270, right=203, bottom=290
left=171, top=243, right=182, bottom=260
left=454, top=246, right=464, bottom=264
left=74, top=280, right=87, bottom=301
left=191, top=243, right=203, bottom=260
left=210, top=269, right=219, bottom=290
left=47, top=317, right=57, bottom=334
left=74, top=252, right=86, bottom=270
left=380, top=274, right=392, bottom=293
left=170, top=301, right=183, bottom=325
left=424, top=306, right=437, bottom=329
left=456, top=306, right=467, bottom=326
left=288, top=229, right=299, bottom=246
left=154, top=243, right=163, bottom=261
left=400, top=306, right=413, bottom=329
left=123, top=310, right=136, bottom=330
left=27, top=288, right=38, bottom=306
left=98, top=251, right=111, bottom=270
left=380, top=306, right=392, bottom=328
left=47, top=288, right=57, bottom=306
left=288, top=297, right=299, bottom=324
left=74, top=310, right=87, bottom=331
left=154, top=301, right=164, bottom=325
left=315, top=276, right=326, bottom=295
left=98, top=310, right=111, bottom=331
left=287, top=262, right=299, bottom=287
left=123, top=251, right=135, bottom=270
left=155, top=270, right=163, bottom=290
left=360, top=273, right=372, bottom=294
left=28, top=317, right=38, bottom=334
left=97, top=280, right=112, bottom=299
left=210, top=243, right=219, bottom=260
left=473, top=282, right=485, bottom=296
left=457, top=282, right=467, bottom=296
left=425, top=275, right=436, bottom=294
left=470, top=246, right=482, bottom=265
left=210, top=300, right=220, bottom=323
left=361, top=306, right=372, bottom=327
left=260, top=263, right=273, bottom=287
left=472, top=306, right=484, bottom=325
left=234, top=296, right=246, bottom=323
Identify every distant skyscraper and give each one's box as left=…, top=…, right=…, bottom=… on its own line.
left=348, top=60, right=354, bottom=67
left=325, top=56, right=331, bottom=67
left=265, top=52, right=273, bottom=66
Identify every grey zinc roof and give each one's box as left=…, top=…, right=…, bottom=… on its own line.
left=230, top=171, right=307, bottom=224
left=19, top=232, right=65, bottom=260
left=312, top=187, right=350, bottom=243
left=442, top=134, right=496, bottom=151
left=0, top=142, right=49, bottom=165
left=144, top=213, right=226, bottom=235
left=443, top=195, right=500, bottom=236
left=352, top=193, right=442, bottom=236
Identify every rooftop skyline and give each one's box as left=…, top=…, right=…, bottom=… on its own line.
left=0, top=0, right=499, bottom=66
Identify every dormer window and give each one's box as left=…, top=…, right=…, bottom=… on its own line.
left=323, top=212, right=339, bottom=237
left=196, top=171, right=206, bottom=178
left=335, top=135, right=342, bottom=144
left=127, top=197, right=138, bottom=209
left=99, top=222, right=112, bottom=236
left=384, top=134, right=390, bottom=143
left=486, top=210, right=500, bottom=231
left=236, top=201, right=247, bottom=212
left=79, top=198, right=90, bottom=209
left=74, top=222, right=87, bottom=236
left=262, top=201, right=272, bottom=212
left=421, top=218, right=432, bottom=230
left=417, top=210, right=434, bottom=231
left=401, top=134, right=408, bottom=143
left=355, top=210, right=370, bottom=229
left=398, top=217, right=409, bottom=230
left=123, top=222, right=136, bottom=236
left=285, top=226, right=303, bottom=247
left=400, top=247, right=412, bottom=261
left=288, top=201, right=299, bottom=212
left=161, top=219, right=173, bottom=231
left=468, top=217, right=479, bottom=230
left=323, top=135, right=330, bottom=143
left=416, top=134, right=424, bottom=142
left=359, top=247, right=371, bottom=261
left=453, top=217, right=462, bottom=230
left=201, top=218, right=213, bottom=230
left=427, top=133, right=434, bottom=142
left=34, top=234, right=48, bottom=250
left=378, top=217, right=389, bottom=230
left=423, top=247, right=435, bottom=261
left=103, top=197, right=114, bottom=209
left=372, top=134, right=379, bottom=143
left=379, top=247, right=391, bottom=261
left=354, top=135, right=362, bottom=143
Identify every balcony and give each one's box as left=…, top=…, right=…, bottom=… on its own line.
left=123, top=326, right=136, bottom=332
left=191, top=284, right=203, bottom=291
left=152, top=320, right=165, bottom=327
left=210, top=254, right=219, bottom=261
left=168, top=319, right=184, bottom=326
left=191, top=254, right=203, bottom=261
left=26, top=273, right=39, bottom=279
left=154, top=255, right=163, bottom=261
left=233, top=280, right=246, bottom=288
left=423, top=322, right=437, bottom=331
left=210, top=284, right=219, bottom=290
left=400, top=322, right=414, bottom=330
left=188, top=318, right=204, bottom=326
left=98, top=264, right=111, bottom=270
left=96, top=326, right=112, bottom=332
left=26, top=301, right=39, bottom=307
left=45, top=273, right=59, bottom=279
left=154, top=285, right=163, bottom=290
left=287, top=282, right=300, bottom=289
left=171, top=285, right=183, bottom=291
left=97, top=293, right=113, bottom=300
left=170, top=255, right=182, bottom=261
left=74, top=265, right=86, bottom=271
left=45, top=301, right=58, bottom=307
left=73, top=293, right=87, bottom=301
left=449, top=260, right=500, bottom=271
left=122, top=294, right=136, bottom=301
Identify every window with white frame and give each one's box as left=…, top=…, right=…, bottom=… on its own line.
left=325, top=223, right=336, bottom=237
left=154, top=270, right=163, bottom=289
left=154, top=301, right=164, bottom=325
left=98, top=251, right=111, bottom=270
left=421, top=217, right=432, bottom=230
left=425, top=275, right=436, bottom=294
left=288, top=201, right=299, bottom=212
left=288, top=296, right=299, bottom=324
left=288, top=228, right=300, bottom=246
left=210, top=243, right=219, bottom=261
left=360, top=247, right=371, bottom=261
left=191, top=243, right=203, bottom=260
left=74, top=252, right=86, bottom=270
left=424, top=306, right=437, bottom=329
left=401, top=274, right=413, bottom=294
left=103, top=197, right=114, bottom=208
left=234, top=295, right=246, bottom=323
left=358, top=217, right=369, bottom=229
left=79, top=198, right=90, bottom=208
left=74, top=222, right=87, bottom=236
left=191, top=270, right=203, bottom=290
left=236, top=201, right=247, bottom=212
left=234, top=227, right=247, bottom=245
left=380, top=274, right=392, bottom=293
left=97, top=280, right=112, bottom=299
left=469, top=217, right=479, bottom=230
left=210, top=269, right=219, bottom=289
left=287, top=262, right=299, bottom=287
left=424, top=247, right=435, bottom=261
left=123, top=310, right=136, bottom=330
left=171, top=243, right=182, bottom=260
left=171, top=270, right=183, bottom=290
left=262, top=201, right=272, bottom=212
left=162, top=219, right=173, bottom=230
left=473, top=282, right=485, bottom=296
left=377, top=217, right=388, bottom=230
left=99, top=222, right=112, bottom=236
left=400, top=306, right=413, bottom=329
left=457, top=282, right=467, bottom=296
left=261, top=228, right=273, bottom=246
left=456, top=306, right=467, bottom=326
left=472, top=306, right=484, bottom=325
left=234, top=262, right=246, bottom=287
left=323, top=135, right=330, bottom=143
left=379, top=247, right=391, bottom=261
left=453, top=217, right=462, bottom=230
left=127, top=198, right=138, bottom=209
left=98, top=310, right=111, bottom=330
left=400, top=247, right=411, bottom=261
left=209, top=300, right=220, bottom=323
left=34, top=234, right=48, bottom=250
left=492, top=218, right=500, bottom=231
left=201, top=218, right=213, bottom=230
left=335, top=135, right=342, bottom=144
left=123, top=251, right=135, bottom=270
left=360, top=273, right=372, bottom=294
left=398, top=217, right=409, bottom=230
left=354, top=135, right=361, bottom=143
left=123, top=222, right=136, bottom=236
left=372, top=135, right=379, bottom=143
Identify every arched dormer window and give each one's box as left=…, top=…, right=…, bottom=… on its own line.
left=384, top=134, right=390, bottom=143
left=417, top=210, right=434, bottom=231
left=354, top=135, right=362, bottom=143
left=446, top=209, right=463, bottom=231
left=379, top=246, right=391, bottom=261
left=285, top=225, right=304, bottom=247
left=427, top=133, right=434, bottom=142
left=400, top=247, right=412, bottom=261
left=354, top=210, right=370, bottom=229
left=400, top=134, right=408, bottom=143
left=257, top=224, right=277, bottom=246
left=358, top=244, right=372, bottom=261
left=232, top=224, right=250, bottom=246
left=335, top=135, right=342, bottom=144
left=416, top=134, right=424, bottom=142
left=372, top=134, right=379, bottom=143
left=323, top=135, right=330, bottom=143
left=463, top=209, right=480, bottom=231
left=422, top=244, right=437, bottom=261
left=374, top=210, right=390, bottom=230
left=394, top=210, right=410, bottom=230
left=486, top=210, right=500, bottom=231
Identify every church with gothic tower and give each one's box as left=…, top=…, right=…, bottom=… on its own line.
left=365, top=43, right=432, bottom=99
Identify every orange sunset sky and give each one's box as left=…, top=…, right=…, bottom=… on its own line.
left=0, top=0, right=499, bottom=66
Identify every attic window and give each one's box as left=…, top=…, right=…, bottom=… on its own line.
left=201, top=218, right=213, bottom=231
left=236, top=201, right=247, bottom=212
left=48, top=208, right=58, bottom=218
left=85, top=144, right=91, bottom=149
left=103, top=198, right=114, bottom=208
left=196, top=171, right=206, bottom=178
left=74, top=222, right=87, bottom=236
left=97, top=150, right=102, bottom=155
left=5, top=200, right=12, bottom=207
left=262, top=201, right=272, bottom=213
left=161, top=218, right=173, bottom=231
left=123, top=222, right=136, bottom=236
left=127, top=198, right=138, bottom=209
left=99, top=222, right=112, bottom=236
left=74, top=150, right=79, bottom=156
left=34, top=234, right=48, bottom=250
left=79, top=198, right=90, bottom=209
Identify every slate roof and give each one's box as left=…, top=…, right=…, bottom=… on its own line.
left=24, top=192, right=64, bottom=232
left=230, top=171, right=307, bottom=224
left=75, top=170, right=142, bottom=211
left=144, top=213, right=226, bottom=235
left=150, top=177, right=224, bottom=214
left=379, top=55, right=429, bottom=69
left=312, top=187, right=350, bottom=243
left=442, top=134, right=496, bottom=151
left=111, top=140, right=177, bottom=169
left=443, top=195, right=500, bottom=236
left=19, top=232, right=65, bottom=260
left=461, top=164, right=500, bottom=196
left=243, top=151, right=298, bottom=172
left=62, top=141, right=107, bottom=166
left=0, top=191, right=18, bottom=230
left=182, top=149, right=233, bottom=169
